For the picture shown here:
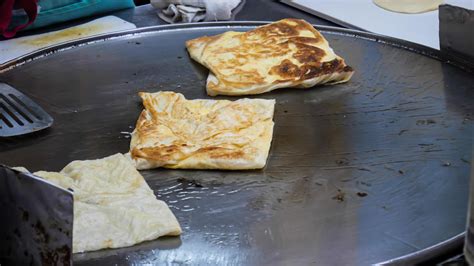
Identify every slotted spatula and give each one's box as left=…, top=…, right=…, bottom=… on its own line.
left=0, top=83, right=53, bottom=137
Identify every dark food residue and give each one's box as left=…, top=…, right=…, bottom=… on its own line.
left=335, top=158, right=349, bottom=166
left=332, top=189, right=345, bottom=202
left=177, top=177, right=203, bottom=187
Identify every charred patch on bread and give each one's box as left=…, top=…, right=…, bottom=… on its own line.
left=269, top=59, right=301, bottom=79
left=292, top=42, right=326, bottom=63
left=291, top=36, right=321, bottom=44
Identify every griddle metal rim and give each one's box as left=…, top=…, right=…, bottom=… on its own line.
left=0, top=21, right=472, bottom=73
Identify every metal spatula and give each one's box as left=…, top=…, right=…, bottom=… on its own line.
left=0, top=83, right=53, bottom=137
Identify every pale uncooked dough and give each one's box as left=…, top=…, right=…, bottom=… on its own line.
left=373, top=0, right=444, bottom=14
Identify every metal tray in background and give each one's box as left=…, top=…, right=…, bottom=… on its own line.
left=0, top=22, right=473, bottom=265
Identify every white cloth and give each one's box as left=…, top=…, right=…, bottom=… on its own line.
left=150, top=0, right=242, bottom=23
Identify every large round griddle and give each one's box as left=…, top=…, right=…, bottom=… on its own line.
left=0, top=22, right=473, bottom=265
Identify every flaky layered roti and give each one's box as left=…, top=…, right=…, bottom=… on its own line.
left=129, top=91, right=275, bottom=170
left=186, top=18, right=354, bottom=96
left=34, top=153, right=181, bottom=253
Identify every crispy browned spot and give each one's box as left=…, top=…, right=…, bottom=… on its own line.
left=290, top=36, right=321, bottom=44
left=197, top=146, right=221, bottom=152
left=302, top=59, right=343, bottom=79
left=132, top=145, right=183, bottom=161
left=194, top=146, right=245, bottom=159
left=292, top=42, right=326, bottom=64
left=269, top=58, right=346, bottom=81
left=269, top=59, right=301, bottom=79
left=210, top=150, right=244, bottom=159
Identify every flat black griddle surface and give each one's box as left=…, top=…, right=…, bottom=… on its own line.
left=0, top=23, right=473, bottom=265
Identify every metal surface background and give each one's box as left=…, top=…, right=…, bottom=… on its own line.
left=0, top=23, right=473, bottom=265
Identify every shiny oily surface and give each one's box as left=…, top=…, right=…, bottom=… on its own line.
left=0, top=23, right=473, bottom=265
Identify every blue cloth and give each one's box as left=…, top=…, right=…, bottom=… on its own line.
left=14, top=0, right=135, bottom=30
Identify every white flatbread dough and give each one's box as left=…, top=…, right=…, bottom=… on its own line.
left=33, top=153, right=181, bottom=253
left=373, top=0, right=444, bottom=13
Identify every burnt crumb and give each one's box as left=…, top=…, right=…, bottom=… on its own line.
left=277, top=198, right=282, bottom=203
left=177, top=177, right=203, bottom=187
left=357, top=192, right=368, bottom=197
left=133, top=73, right=137, bottom=76
left=443, top=161, right=451, bottom=167
left=332, top=189, right=345, bottom=202
left=398, top=170, right=404, bottom=175
left=135, top=42, right=141, bottom=45
left=335, top=158, right=349, bottom=166
left=22, top=210, right=29, bottom=221
left=283, top=110, right=288, bottom=113
left=35, top=221, right=50, bottom=243
left=398, top=129, right=408, bottom=135
left=41, top=245, right=71, bottom=265
left=382, top=206, right=388, bottom=210
left=177, top=56, right=183, bottom=59
left=461, top=158, right=470, bottom=164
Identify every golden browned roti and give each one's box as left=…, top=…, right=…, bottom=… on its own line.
left=129, top=91, right=275, bottom=170
left=186, top=18, right=354, bottom=96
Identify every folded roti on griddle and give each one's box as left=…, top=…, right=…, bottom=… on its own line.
left=33, top=153, right=181, bottom=253
left=129, top=91, right=275, bottom=170
left=186, top=18, right=354, bottom=96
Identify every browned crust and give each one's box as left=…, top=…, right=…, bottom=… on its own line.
left=131, top=145, right=247, bottom=162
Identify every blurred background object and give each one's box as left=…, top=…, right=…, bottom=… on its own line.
left=2, top=0, right=135, bottom=38
left=134, top=0, right=151, bottom=5
left=150, top=0, right=244, bottom=23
